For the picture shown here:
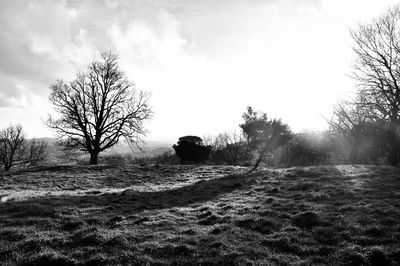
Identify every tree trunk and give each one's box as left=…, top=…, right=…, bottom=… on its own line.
left=388, top=149, right=398, bottom=166
left=348, top=141, right=360, bottom=164
left=247, top=155, right=263, bottom=174
left=89, top=152, right=99, bottom=165
left=388, top=121, right=399, bottom=166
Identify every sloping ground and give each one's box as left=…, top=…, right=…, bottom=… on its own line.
left=0, top=164, right=399, bottom=265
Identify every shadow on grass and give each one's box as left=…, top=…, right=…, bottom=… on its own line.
left=2, top=165, right=400, bottom=266
left=0, top=171, right=257, bottom=221
left=0, top=164, right=144, bottom=176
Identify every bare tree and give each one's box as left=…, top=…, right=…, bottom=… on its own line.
left=0, top=124, right=47, bottom=171
left=329, top=97, right=376, bottom=163
left=329, top=94, right=397, bottom=164
left=351, top=6, right=400, bottom=163
left=211, top=131, right=246, bottom=165
left=46, top=52, right=152, bottom=164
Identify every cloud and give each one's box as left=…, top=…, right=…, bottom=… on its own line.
left=0, top=0, right=189, bottom=107
left=108, top=9, right=186, bottom=68
left=0, top=0, right=399, bottom=139
left=0, top=1, right=79, bottom=106
left=0, top=0, right=200, bottom=137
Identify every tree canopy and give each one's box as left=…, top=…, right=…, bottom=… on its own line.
left=351, top=6, right=400, bottom=164
left=173, top=136, right=212, bottom=164
left=240, top=107, right=291, bottom=171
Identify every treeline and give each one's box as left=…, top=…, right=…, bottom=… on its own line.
left=144, top=115, right=396, bottom=168
left=328, top=6, right=400, bottom=166
left=145, top=104, right=393, bottom=168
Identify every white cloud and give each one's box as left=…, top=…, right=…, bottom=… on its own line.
left=0, top=0, right=399, bottom=140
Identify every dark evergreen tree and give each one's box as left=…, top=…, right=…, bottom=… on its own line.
left=173, top=136, right=212, bottom=164
left=240, top=107, right=292, bottom=171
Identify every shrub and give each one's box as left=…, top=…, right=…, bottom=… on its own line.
left=173, top=136, right=212, bottom=164
left=240, top=107, right=292, bottom=170
left=274, top=139, right=330, bottom=167
left=205, top=132, right=251, bottom=166
left=209, top=142, right=249, bottom=165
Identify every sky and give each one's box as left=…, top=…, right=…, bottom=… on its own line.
left=0, top=0, right=399, bottom=143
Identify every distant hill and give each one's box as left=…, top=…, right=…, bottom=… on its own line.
left=107, top=140, right=173, bottom=157
left=35, top=138, right=173, bottom=162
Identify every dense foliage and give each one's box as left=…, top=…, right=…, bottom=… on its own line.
left=240, top=107, right=292, bottom=170
left=173, top=136, right=212, bottom=164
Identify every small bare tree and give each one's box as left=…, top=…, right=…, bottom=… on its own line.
left=0, top=124, right=47, bottom=171
left=46, top=52, right=152, bottom=164
left=329, top=97, right=375, bottom=163
left=210, top=132, right=246, bottom=165
left=329, top=95, right=396, bottom=163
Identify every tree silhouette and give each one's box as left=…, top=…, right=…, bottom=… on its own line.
left=329, top=95, right=397, bottom=164
left=207, top=132, right=247, bottom=165
left=240, top=107, right=291, bottom=171
left=46, top=52, right=152, bottom=164
left=351, top=6, right=400, bottom=164
left=0, top=124, right=47, bottom=171
left=329, top=96, right=377, bottom=163
left=173, top=136, right=212, bottom=164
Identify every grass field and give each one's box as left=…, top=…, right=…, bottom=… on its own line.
left=0, top=164, right=400, bottom=265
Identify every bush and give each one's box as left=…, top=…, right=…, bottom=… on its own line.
left=273, top=132, right=331, bottom=167
left=173, top=136, right=212, bottom=164
left=209, top=142, right=249, bottom=165
left=240, top=107, right=291, bottom=170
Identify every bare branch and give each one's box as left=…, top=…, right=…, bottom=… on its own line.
left=46, top=52, right=153, bottom=164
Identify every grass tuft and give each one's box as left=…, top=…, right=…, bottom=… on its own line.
left=292, top=211, right=321, bottom=229
left=235, top=217, right=279, bottom=234
left=19, top=250, right=75, bottom=266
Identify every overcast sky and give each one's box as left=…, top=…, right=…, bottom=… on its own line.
left=0, top=0, right=399, bottom=142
